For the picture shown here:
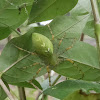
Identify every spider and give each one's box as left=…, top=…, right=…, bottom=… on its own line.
left=2, top=23, right=84, bottom=88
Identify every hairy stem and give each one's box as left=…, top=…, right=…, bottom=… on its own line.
left=90, top=0, right=100, bottom=67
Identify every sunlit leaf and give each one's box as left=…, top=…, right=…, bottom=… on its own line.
left=28, top=0, right=78, bottom=23
left=44, top=80, right=100, bottom=100
left=0, top=0, right=34, bottom=40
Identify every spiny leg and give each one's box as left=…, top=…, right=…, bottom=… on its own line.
left=47, top=24, right=66, bottom=53
left=33, top=66, right=43, bottom=79
left=59, top=38, right=77, bottom=55
left=56, top=32, right=76, bottom=54
left=47, top=24, right=54, bottom=40
left=64, top=58, right=84, bottom=79
left=22, top=62, right=43, bottom=79
left=57, top=33, right=66, bottom=52
left=46, top=66, right=51, bottom=86
left=66, top=58, right=74, bottom=64
left=12, top=44, right=36, bottom=55
left=66, top=38, right=76, bottom=50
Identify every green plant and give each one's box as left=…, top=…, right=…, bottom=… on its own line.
left=0, top=0, right=100, bottom=100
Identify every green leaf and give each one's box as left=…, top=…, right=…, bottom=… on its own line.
left=53, top=41, right=100, bottom=81
left=70, top=0, right=95, bottom=38
left=0, top=86, right=7, bottom=100
left=41, top=75, right=60, bottom=90
left=70, top=0, right=91, bottom=16
left=31, top=79, right=42, bottom=90
left=28, top=0, right=78, bottom=23
left=0, top=0, right=34, bottom=40
left=83, top=16, right=95, bottom=38
left=82, top=0, right=100, bottom=38
left=11, top=79, right=42, bottom=90
left=43, top=80, right=100, bottom=100
left=0, top=29, right=46, bottom=83
left=64, top=91, right=100, bottom=100
left=61, top=41, right=99, bottom=68
left=0, top=0, right=89, bottom=83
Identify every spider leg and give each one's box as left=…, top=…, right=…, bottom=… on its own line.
left=12, top=44, right=36, bottom=55
left=47, top=24, right=54, bottom=40
left=59, top=38, right=76, bottom=55
left=46, top=66, right=51, bottom=86
left=64, top=58, right=84, bottom=79
left=57, top=33, right=66, bottom=52
left=33, top=66, right=43, bottom=79
left=66, top=58, right=74, bottom=64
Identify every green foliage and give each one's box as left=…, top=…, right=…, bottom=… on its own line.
left=83, top=0, right=100, bottom=38
left=64, top=91, right=100, bottom=100
left=10, top=79, right=42, bottom=89
left=0, top=9, right=89, bottom=83
left=44, top=80, right=100, bottom=100
left=0, top=30, right=47, bottom=83
left=0, top=0, right=100, bottom=99
left=28, top=0, right=78, bottom=23
left=83, top=16, right=95, bottom=38
left=0, top=86, right=7, bottom=100
left=53, top=41, right=100, bottom=81
left=0, top=0, right=34, bottom=40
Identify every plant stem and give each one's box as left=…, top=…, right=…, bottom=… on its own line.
left=36, top=91, right=42, bottom=100
left=90, top=0, right=100, bottom=67
left=41, top=94, right=47, bottom=100
left=52, top=75, right=61, bottom=86
left=90, top=0, right=100, bottom=23
left=41, top=75, right=61, bottom=100
left=80, top=33, right=84, bottom=41
left=16, top=28, right=26, bottom=100
left=29, top=81, right=42, bottom=93
left=0, top=79, right=15, bottom=100
left=8, top=35, right=12, bottom=42
left=18, top=87, right=26, bottom=100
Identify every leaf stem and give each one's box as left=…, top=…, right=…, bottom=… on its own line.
left=90, top=0, right=100, bottom=67
left=29, top=81, right=42, bottom=93
left=52, top=75, right=61, bottom=86
left=18, top=87, right=26, bottom=100
left=0, top=79, right=15, bottom=100
left=90, top=0, right=100, bottom=23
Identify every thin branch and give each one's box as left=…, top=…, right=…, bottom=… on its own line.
left=36, top=91, right=42, bottom=100
left=90, top=0, right=100, bottom=66
left=90, top=0, right=100, bottom=23
left=52, top=75, right=61, bottom=86
left=0, top=79, right=15, bottom=100
left=3, top=54, right=30, bottom=73
left=29, top=81, right=42, bottom=93
left=18, top=87, right=26, bottom=100
left=10, top=89, right=19, bottom=100
left=8, top=35, right=12, bottom=42
left=80, top=33, right=84, bottom=41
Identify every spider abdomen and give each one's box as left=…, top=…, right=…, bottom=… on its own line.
left=32, top=33, right=53, bottom=57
